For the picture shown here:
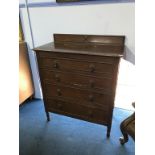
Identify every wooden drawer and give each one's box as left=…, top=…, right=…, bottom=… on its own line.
left=38, top=57, right=115, bottom=76
left=46, top=98, right=108, bottom=124
left=40, top=69, right=113, bottom=92
left=43, top=84, right=111, bottom=107
left=54, top=42, right=124, bottom=54
left=38, top=51, right=117, bottom=64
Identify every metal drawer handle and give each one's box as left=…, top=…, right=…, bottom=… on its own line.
left=53, top=60, right=59, bottom=69
left=89, top=64, right=95, bottom=72
left=57, top=89, right=62, bottom=96
left=55, top=74, right=60, bottom=82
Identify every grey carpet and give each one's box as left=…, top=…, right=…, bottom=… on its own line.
left=19, top=99, right=135, bottom=155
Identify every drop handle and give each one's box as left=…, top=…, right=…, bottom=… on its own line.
left=53, top=60, right=59, bottom=69
left=55, top=74, right=60, bottom=82
left=89, top=95, right=94, bottom=102
left=89, top=64, right=95, bottom=72
left=57, top=89, right=62, bottom=96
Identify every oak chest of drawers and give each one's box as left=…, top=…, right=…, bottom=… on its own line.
left=34, top=34, right=125, bottom=137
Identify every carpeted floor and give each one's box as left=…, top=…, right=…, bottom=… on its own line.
left=19, top=99, right=135, bottom=155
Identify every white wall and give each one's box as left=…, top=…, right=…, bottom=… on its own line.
left=32, top=3, right=134, bottom=53
left=20, top=2, right=135, bottom=99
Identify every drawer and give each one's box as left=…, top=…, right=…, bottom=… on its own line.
left=40, top=69, right=113, bottom=92
left=54, top=42, right=124, bottom=55
left=38, top=51, right=117, bottom=64
left=46, top=98, right=108, bottom=124
left=43, top=84, right=111, bottom=107
left=38, top=57, right=115, bottom=76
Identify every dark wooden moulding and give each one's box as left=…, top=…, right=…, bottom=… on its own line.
left=34, top=34, right=125, bottom=138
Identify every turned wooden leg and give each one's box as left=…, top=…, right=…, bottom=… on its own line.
left=107, top=125, right=111, bottom=138
left=119, top=121, right=129, bottom=144
left=46, top=112, right=50, bottom=122
left=119, top=134, right=129, bottom=145
left=119, top=112, right=135, bottom=144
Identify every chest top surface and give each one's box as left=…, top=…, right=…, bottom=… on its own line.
left=34, top=34, right=125, bottom=57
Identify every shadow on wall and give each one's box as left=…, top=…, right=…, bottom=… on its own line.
left=123, top=46, right=135, bottom=65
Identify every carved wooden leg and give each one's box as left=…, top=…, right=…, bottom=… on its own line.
left=119, top=112, right=135, bottom=144
left=119, top=132, right=129, bottom=144
left=119, top=121, right=129, bottom=144
left=46, top=112, right=50, bottom=122
left=107, top=125, right=111, bottom=138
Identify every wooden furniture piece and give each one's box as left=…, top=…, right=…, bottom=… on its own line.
left=120, top=102, right=135, bottom=144
left=34, top=34, right=125, bottom=137
left=19, top=42, right=34, bottom=104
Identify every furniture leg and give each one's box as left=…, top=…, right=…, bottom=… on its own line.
left=119, top=123, right=129, bottom=144
left=106, top=125, right=111, bottom=138
left=46, top=112, right=50, bottom=122
left=119, top=111, right=135, bottom=144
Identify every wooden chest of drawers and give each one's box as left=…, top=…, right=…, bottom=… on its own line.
left=34, top=34, right=125, bottom=137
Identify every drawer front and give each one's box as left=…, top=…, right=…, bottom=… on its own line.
left=43, top=84, right=111, bottom=107
left=46, top=98, right=108, bottom=124
left=38, top=57, right=115, bottom=76
left=40, top=69, right=113, bottom=92
left=38, top=51, right=117, bottom=64
left=54, top=42, right=124, bottom=54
